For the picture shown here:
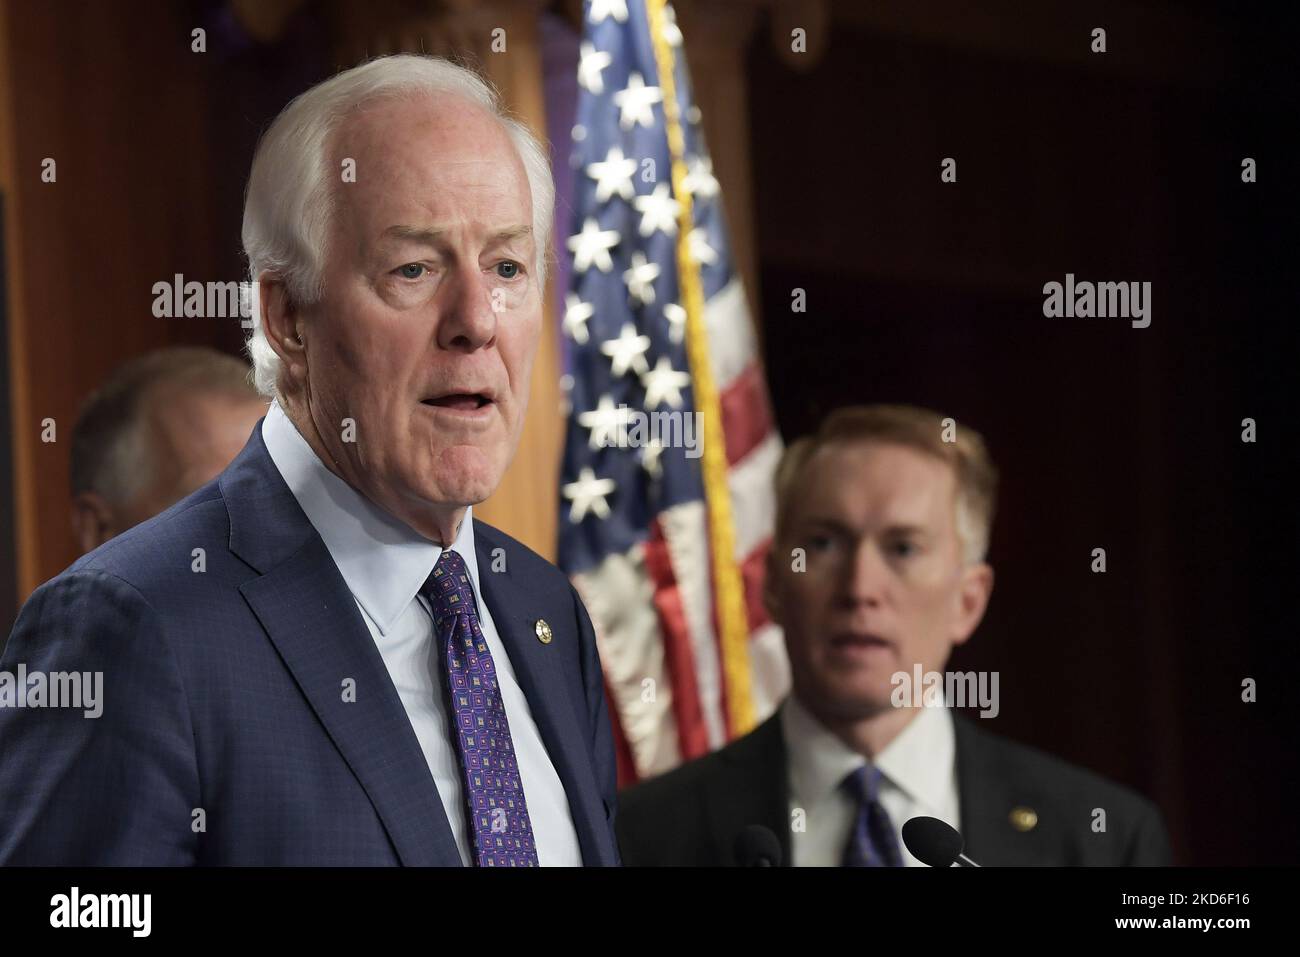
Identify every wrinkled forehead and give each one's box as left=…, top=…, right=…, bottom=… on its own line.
left=792, top=439, right=960, bottom=532
left=328, top=93, right=532, bottom=233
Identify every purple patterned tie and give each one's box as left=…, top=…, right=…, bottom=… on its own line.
left=422, top=548, right=539, bottom=867
left=841, top=764, right=904, bottom=867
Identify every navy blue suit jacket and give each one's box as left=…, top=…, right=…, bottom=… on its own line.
left=0, top=424, right=621, bottom=865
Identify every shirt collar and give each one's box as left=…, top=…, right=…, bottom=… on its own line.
left=261, top=398, right=480, bottom=636
left=781, top=693, right=956, bottom=812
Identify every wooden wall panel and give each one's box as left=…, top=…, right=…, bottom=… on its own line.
left=1, top=0, right=226, bottom=599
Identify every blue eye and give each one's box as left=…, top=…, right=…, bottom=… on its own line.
left=396, top=263, right=425, bottom=280
left=496, top=261, right=521, bottom=279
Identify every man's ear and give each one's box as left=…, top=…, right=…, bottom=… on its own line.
left=70, top=491, right=116, bottom=554
left=258, top=274, right=308, bottom=389
left=951, top=562, right=994, bottom=647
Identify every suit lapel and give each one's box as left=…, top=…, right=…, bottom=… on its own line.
left=954, top=713, right=1035, bottom=866
left=707, top=712, right=791, bottom=865
left=474, top=525, right=615, bottom=865
left=224, top=423, right=461, bottom=866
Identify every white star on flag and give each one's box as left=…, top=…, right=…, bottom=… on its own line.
left=563, top=467, right=618, bottom=523
left=601, top=322, right=652, bottom=377
left=623, top=252, right=661, bottom=307
left=688, top=226, right=718, bottom=266
left=633, top=182, right=680, bottom=237
left=662, top=5, right=683, bottom=47
left=640, top=437, right=666, bottom=479
left=586, top=146, right=637, bottom=204
left=663, top=302, right=686, bottom=343
left=588, top=0, right=628, bottom=25
left=563, top=292, right=595, bottom=344
left=641, top=355, right=691, bottom=409
left=568, top=217, right=620, bottom=273
left=683, top=155, right=720, bottom=200
left=614, top=72, right=663, bottom=131
left=578, top=42, right=612, bottom=94
left=577, top=395, right=635, bottom=450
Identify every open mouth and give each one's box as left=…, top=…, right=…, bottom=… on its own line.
left=421, top=393, right=492, bottom=411
left=831, top=633, right=892, bottom=651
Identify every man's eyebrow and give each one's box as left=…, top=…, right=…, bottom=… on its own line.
left=378, top=225, right=533, bottom=245
left=801, top=515, right=854, bottom=533
left=486, top=225, right=534, bottom=245
left=882, top=523, right=931, bottom=538
left=800, top=516, right=931, bottom=537
left=381, top=225, right=446, bottom=245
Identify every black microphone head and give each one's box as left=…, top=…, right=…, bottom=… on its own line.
left=902, top=816, right=964, bottom=867
left=734, top=825, right=783, bottom=867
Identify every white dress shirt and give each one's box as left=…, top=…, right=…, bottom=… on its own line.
left=781, top=694, right=961, bottom=866
left=261, top=400, right=582, bottom=865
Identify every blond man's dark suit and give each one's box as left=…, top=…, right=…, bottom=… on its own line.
left=616, top=709, right=1171, bottom=866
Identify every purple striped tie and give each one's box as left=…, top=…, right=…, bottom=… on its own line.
left=422, top=549, right=539, bottom=866
left=841, top=765, right=904, bottom=867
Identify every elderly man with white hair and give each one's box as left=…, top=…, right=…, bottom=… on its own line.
left=0, top=55, right=620, bottom=867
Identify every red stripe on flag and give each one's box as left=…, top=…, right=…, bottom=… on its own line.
left=720, top=361, right=774, bottom=466
left=644, top=518, right=711, bottom=762
left=739, top=536, right=773, bottom=634
left=606, top=677, right=639, bottom=789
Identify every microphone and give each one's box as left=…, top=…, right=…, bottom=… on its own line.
left=734, top=825, right=783, bottom=867
left=902, top=816, right=981, bottom=867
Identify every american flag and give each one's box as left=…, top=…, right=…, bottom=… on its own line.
left=557, top=0, right=789, bottom=786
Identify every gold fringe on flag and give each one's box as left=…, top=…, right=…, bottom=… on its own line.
left=645, top=0, right=755, bottom=737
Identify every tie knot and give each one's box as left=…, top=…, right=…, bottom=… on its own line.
left=843, top=764, right=884, bottom=805
left=423, top=548, right=477, bottom=626
left=435, top=547, right=469, bottom=578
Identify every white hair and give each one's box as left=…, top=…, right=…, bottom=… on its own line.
left=241, top=54, right=555, bottom=398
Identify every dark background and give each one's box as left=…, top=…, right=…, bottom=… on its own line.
left=751, top=5, right=1297, bottom=866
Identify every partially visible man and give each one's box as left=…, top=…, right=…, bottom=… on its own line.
left=69, top=347, right=268, bottom=553
left=617, top=404, right=1171, bottom=866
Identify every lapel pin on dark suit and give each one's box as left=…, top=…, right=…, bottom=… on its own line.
left=1009, top=806, right=1038, bottom=832
left=534, top=619, right=553, bottom=645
